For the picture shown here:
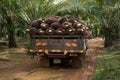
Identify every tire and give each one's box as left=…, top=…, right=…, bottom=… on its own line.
left=71, top=57, right=82, bottom=68
left=49, top=58, right=54, bottom=66
left=61, top=58, right=71, bottom=66
left=78, top=53, right=86, bottom=59
left=40, top=56, right=50, bottom=67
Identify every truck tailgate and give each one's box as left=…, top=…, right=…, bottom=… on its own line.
left=30, top=36, right=85, bottom=51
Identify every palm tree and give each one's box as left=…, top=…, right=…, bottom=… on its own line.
left=88, top=0, right=120, bottom=47
left=0, top=0, right=22, bottom=48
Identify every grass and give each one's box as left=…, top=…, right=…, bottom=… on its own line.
left=92, top=45, right=120, bottom=80
left=0, top=37, right=29, bottom=55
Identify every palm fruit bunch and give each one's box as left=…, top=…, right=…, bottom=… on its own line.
left=27, top=15, right=90, bottom=36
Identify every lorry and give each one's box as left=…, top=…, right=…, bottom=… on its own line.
left=28, top=34, right=88, bottom=68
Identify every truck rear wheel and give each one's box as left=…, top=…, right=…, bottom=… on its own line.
left=40, top=56, right=50, bottom=67
left=49, top=58, right=54, bottom=66
left=78, top=53, right=86, bottom=59
left=61, top=58, right=71, bottom=66
left=71, top=57, right=82, bottom=68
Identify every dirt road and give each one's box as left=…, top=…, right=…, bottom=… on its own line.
left=0, top=37, right=104, bottom=80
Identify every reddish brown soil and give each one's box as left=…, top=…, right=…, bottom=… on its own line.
left=0, top=37, right=104, bottom=80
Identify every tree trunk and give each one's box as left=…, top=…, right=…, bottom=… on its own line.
left=8, top=29, right=17, bottom=48
left=104, top=25, right=120, bottom=47
left=6, top=17, right=17, bottom=48
left=95, top=26, right=98, bottom=37
left=104, top=27, right=113, bottom=47
left=0, top=24, right=4, bottom=39
left=104, top=33, right=113, bottom=47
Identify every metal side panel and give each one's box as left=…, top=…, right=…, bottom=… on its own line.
left=29, top=35, right=86, bottom=51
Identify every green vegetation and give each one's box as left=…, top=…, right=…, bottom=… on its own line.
left=92, top=45, right=120, bottom=80
left=0, top=0, right=120, bottom=48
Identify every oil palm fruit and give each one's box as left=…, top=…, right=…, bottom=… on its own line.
left=46, top=27, right=55, bottom=35
left=38, top=18, right=45, bottom=23
left=66, top=27, right=76, bottom=35
left=45, top=16, right=57, bottom=25
left=76, top=28, right=85, bottom=35
left=29, top=19, right=42, bottom=29
left=68, top=18, right=78, bottom=24
left=37, top=29, right=45, bottom=35
left=50, top=21, right=61, bottom=29
left=58, top=17, right=68, bottom=24
left=27, top=27, right=38, bottom=35
left=74, top=22, right=83, bottom=29
left=27, top=15, right=90, bottom=36
left=62, top=21, right=72, bottom=29
left=55, top=28, right=65, bottom=35
left=40, top=23, right=49, bottom=30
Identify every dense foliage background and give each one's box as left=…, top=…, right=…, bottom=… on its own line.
left=0, top=0, right=120, bottom=48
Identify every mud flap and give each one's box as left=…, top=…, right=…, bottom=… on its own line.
left=27, top=49, right=36, bottom=59
left=71, top=57, right=82, bottom=68
left=40, top=56, right=50, bottom=67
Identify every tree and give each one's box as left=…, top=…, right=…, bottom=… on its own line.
left=0, top=0, right=22, bottom=48
left=88, top=0, right=120, bottom=47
